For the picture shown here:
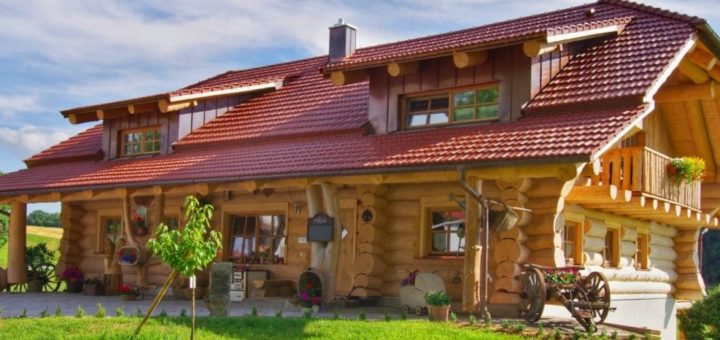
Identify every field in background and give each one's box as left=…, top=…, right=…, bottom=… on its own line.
left=0, top=226, right=63, bottom=268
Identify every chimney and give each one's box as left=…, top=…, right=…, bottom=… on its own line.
left=328, top=18, right=356, bottom=63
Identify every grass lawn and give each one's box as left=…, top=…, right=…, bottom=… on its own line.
left=0, top=316, right=521, bottom=339
left=0, top=226, right=62, bottom=268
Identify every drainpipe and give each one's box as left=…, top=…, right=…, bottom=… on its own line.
left=698, top=228, right=708, bottom=277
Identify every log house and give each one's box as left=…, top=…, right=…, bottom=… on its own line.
left=1, top=1, right=719, bottom=337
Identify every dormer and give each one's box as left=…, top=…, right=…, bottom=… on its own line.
left=322, top=15, right=631, bottom=134
left=59, top=80, right=284, bottom=160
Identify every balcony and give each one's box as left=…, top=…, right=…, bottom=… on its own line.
left=567, top=147, right=717, bottom=228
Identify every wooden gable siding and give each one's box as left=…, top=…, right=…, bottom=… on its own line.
left=368, top=45, right=531, bottom=134
left=177, top=94, right=248, bottom=141
left=102, top=111, right=172, bottom=160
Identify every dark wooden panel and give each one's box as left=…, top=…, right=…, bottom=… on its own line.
left=167, top=113, right=179, bottom=153
left=510, top=45, right=531, bottom=120
left=437, top=56, right=456, bottom=89
left=369, top=67, right=389, bottom=134
left=494, top=47, right=513, bottom=121
left=474, top=58, right=494, bottom=84
left=420, top=60, right=438, bottom=91
left=102, top=123, right=111, bottom=160
left=205, top=98, right=218, bottom=122
left=387, top=75, right=403, bottom=132
left=456, top=65, right=474, bottom=87
left=159, top=115, right=170, bottom=154
left=178, top=108, right=192, bottom=141
left=403, top=72, right=421, bottom=93
left=191, top=100, right=206, bottom=131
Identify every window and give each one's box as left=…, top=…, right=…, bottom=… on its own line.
left=404, top=86, right=499, bottom=128
left=229, top=214, right=286, bottom=264
left=120, top=126, right=160, bottom=156
left=636, top=233, right=649, bottom=270
left=429, top=210, right=465, bottom=255
left=96, top=214, right=122, bottom=254
left=563, top=222, right=584, bottom=265
left=604, top=229, right=619, bottom=267
left=165, top=216, right=180, bottom=230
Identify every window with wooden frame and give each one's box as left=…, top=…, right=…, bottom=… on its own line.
left=428, top=210, right=466, bottom=256
left=120, top=126, right=161, bottom=157
left=563, top=222, right=584, bottom=265
left=96, top=214, right=122, bottom=254
left=165, top=215, right=180, bottom=230
left=229, top=214, right=286, bottom=264
left=635, top=233, right=649, bottom=270
left=403, top=85, right=499, bottom=129
left=604, top=228, right=620, bottom=267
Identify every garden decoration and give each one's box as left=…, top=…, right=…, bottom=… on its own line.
left=138, top=196, right=222, bottom=339
left=13, top=243, right=61, bottom=293
left=519, top=264, right=612, bottom=331
left=425, top=290, right=451, bottom=322
left=119, top=283, right=142, bottom=300
left=294, top=271, right=323, bottom=313
left=399, top=271, right=446, bottom=316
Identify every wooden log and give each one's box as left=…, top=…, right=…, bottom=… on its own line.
left=307, top=185, right=325, bottom=270
left=523, top=214, right=562, bottom=236
left=620, top=240, right=636, bottom=257
left=525, top=179, right=568, bottom=198
left=677, top=59, right=710, bottom=84
left=7, top=201, right=27, bottom=284
left=387, top=61, right=419, bottom=77
left=359, top=192, right=387, bottom=209
left=675, top=250, right=697, bottom=268
left=500, top=188, right=528, bottom=205
left=525, top=233, right=561, bottom=250
left=356, top=242, right=385, bottom=255
left=453, top=50, right=488, bottom=69
left=358, top=208, right=388, bottom=226
left=494, top=277, right=521, bottom=293
left=330, top=70, right=368, bottom=86
left=618, top=256, right=634, bottom=268
left=609, top=281, right=674, bottom=295
left=650, top=245, right=677, bottom=261
left=674, top=230, right=699, bottom=243
left=252, top=279, right=294, bottom=289
left=350, top=253, right=388, bottom=276
left=496, top=227, right=527, bottom=243
left=385, top=201, right=419, bottom=217
left=496, top=178, right=533, bottom=192
left=649, top=223, right=677, bottom=238
left=621, top=227, right=637, bottom=241
left=493, top=239, right=529, bottom=263
left=585, top=219, right=607, bottom=238
left=321, top=182, right=343, bottom=301
left=584, top=236, right=605, bottom=253
left=650, top=234, right=674, bottom=247
left=462, top=176, right=481, bottom=312
left=687, top=48, right=718, bottom=71
left=675, top=289, right=704, bottom=301
left=675, top=273, right=704, bottom=290
left=353, top=274, right=384, bottom=289
left=495, top=261, right=521, bottom=279
left=489, top=291, right=520, bottom=304
left=584, top=252, right=604, bottom=266
left=357, top=223, right=388, bottom=244
left=651, top=259, right=676, bottom=270
left=524, top=197, right=563, bottom=215
left=528, top=248, right=564, bottom=267
left=384, top=250, right=415, bottom=265
left=352, top=287, right=381, bottom=297
left=674, top=242, right=696, bottom=252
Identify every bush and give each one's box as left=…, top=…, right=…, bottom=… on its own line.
left=95, top=304, right=106, bottom=318
left=25, top=243, right=54, bottom=268
left=115, top=307, right=124, bottom=317
left=75, top=306, right=85, bottom=318
left=678, top=285, right=720, bottom=339
left=424, top=290, right=450, bottom=306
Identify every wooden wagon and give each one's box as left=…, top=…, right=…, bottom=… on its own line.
left=519, top=264, right=612, bottom=331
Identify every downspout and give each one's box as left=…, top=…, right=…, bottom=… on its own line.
left=698, top=228, right=708, bottom=278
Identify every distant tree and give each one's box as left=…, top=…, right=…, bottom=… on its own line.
left=27, top=210, right=61, bottom=228
left=702, top=229, right=720, bottom=288
left=0, top=171, right=7, bottom=247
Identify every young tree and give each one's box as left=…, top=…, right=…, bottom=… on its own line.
left=136, top=196, right=222, bottom=338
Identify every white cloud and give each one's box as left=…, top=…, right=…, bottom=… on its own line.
left=0, top=125, right=73, bottom=158
left=0, top=95, right=39, bottom=118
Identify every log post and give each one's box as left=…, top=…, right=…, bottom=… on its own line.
left=120, top=191, right=139, bottom=247
left=462, top=177, right=481, bottom=312
left=306, top=185, right=324, bottom=269
left=7, top=200, right=27, bottom=284
left=321, top=182, right=343, bottom=301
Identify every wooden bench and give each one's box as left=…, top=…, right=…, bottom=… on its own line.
left=251, top=279, right=294, bottom=298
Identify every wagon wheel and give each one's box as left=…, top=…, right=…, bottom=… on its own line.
left=519, top=267, right=546, bottom=322
left=583, top=272, right=610, bottom=324
left=7, top=264, right=33, bottom=293
left=35, top=262, right=60, bottom=292
left=401, top=305, right=410, bottom=315
left=415, top=306, right=424, bottom=316
left=567, top=285, right=595, bottom=332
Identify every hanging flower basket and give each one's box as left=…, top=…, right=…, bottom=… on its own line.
left=117, top=246, right=146, bottom=266
left=667, top=157, right=705, bottom=184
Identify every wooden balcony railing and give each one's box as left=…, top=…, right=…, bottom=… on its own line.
left=591, top=147, right=701, bottom=210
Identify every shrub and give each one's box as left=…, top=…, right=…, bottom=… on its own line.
left=19, top=309, right=27, bottom=318
left=678, top=285, right=720, bottom=339
left=115, top=307, right=125, bottom=317
left=40, top=308, right=49, bottom=318
left=25, top=243, right=54, bottom=268
left=95, top=304, right=106, bottom=318
left=468, top=313, right=477, bottom=326
left=424, top=290, right=450, bottom=306
left=54, top=307, right=62, bottom=317
left=449, top=312, right=457, bottom=322
left=251, top=306, right=258, bottom=317
left=668, top=157, right=705, bottom=184
left=384, top=313, right=391, bottom=322
left=358, top=312, right=367, bottom=321
left=158, top=309, right=168, bottom=318
left=180, top=309, right=187, bottom=318
left=333, top=310, right=340, bottom=320
left=75, top=305, right=85, bottom=318
left=275, top=310, right=282, bottom=319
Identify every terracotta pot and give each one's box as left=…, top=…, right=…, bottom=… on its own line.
left=428, top=305, right=450, bottom=322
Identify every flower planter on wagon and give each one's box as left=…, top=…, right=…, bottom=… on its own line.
left=519, top=264, right=613, bottom=331
left=399, top=272, right=446, bottom=315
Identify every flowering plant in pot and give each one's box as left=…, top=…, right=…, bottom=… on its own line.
left=293, top=281, right=322, bottom=313
left=132, top=214, right=148, bottom=236
left=667, top=157, right=705, bottom=184
left=60, top=266, right=84, bottom=293
left=83, top=277, right=104, bottom=296
left=544, top=268, right=579, bottom=285
left=425, top=290, right=451, bottom=321
left=119, top=284, right=142, bottom=300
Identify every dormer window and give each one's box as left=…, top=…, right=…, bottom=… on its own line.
left=403, top=85, right=499, bottom=129
left=120, top=126, right=160, bottom=157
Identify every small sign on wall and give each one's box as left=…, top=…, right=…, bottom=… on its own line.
left=307, top=213, right=334, bottom=242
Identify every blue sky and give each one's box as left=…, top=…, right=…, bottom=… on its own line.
left=0, top=0, right=718, bottom=213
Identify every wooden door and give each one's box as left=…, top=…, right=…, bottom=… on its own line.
left=336, top=204, right=357, bottom=296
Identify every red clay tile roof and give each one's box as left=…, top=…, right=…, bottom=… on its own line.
left=0, top=106, right=645, bottom=194
left=61, top=93, right=169, bottom=116
left=323, top=0, right=701, bottom=71
left=23, top=125, right=103, bottom=167
left=525, top=2, right=696, bottom=111
left=175, top=57, right=368, bottom=147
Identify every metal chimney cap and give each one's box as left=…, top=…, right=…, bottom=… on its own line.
left=330, top=18, right=357, bottom=30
